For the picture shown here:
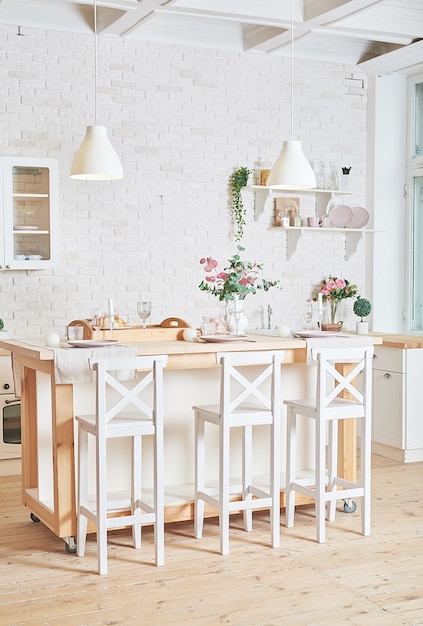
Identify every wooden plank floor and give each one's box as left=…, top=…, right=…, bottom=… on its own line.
left=1, top=454, right=423, bottom=626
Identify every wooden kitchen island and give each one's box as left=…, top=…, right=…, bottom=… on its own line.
left=0, top=334, right=381, bottom=549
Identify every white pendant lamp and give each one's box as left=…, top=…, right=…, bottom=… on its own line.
left=266, top=140, right=316, bottom=189
left=267, top=0, right=315, bottom=190
left=70, top=0, right=123, bottom=180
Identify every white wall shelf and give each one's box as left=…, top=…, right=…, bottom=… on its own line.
left=272, top=226, right=375, bottom=261
left=243, top=185, right=353, bottom=219
left=243, top=184, right=373, bottom=260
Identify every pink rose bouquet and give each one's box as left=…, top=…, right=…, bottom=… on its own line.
left=199, top=245, right=279, bottom=302
left=314, top=275, right=358, bottom=324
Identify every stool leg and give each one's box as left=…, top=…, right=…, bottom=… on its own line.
left=327, top=420, right=337, bottom=522
left=285, top=407, right=296, bottom=528
left=132, top=435, right=142, bottom=550
left=242, top=425, right=253, bottom=533
left=316, top=416, right=326, bottom=544
left=219, top=424, right=230, bottom=555
left=194, top=412, right=205, bottom=540
left=361, top=413, right=371, bottom=536
left=154, top=421, right=165, bottom=566
left=77, top=425, right=88, bottom=558
left=270, top=412, right=280, bottom=548
left=96, top=432, right=108, bottom=575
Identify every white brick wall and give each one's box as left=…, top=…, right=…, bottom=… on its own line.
left=0, top=27, right=367, bottom=339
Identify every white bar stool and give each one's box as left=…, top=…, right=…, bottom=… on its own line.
left=193, top=350, right=284, bottom=555
left=284, top=345, right=373, bottom=543
left=76, top=354, right=167, bottom=575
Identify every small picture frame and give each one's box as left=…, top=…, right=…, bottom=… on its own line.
left=274, top=197, right=300, bottom=226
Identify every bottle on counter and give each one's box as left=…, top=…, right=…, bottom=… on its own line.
left=293, top=214, right=302, bottom=227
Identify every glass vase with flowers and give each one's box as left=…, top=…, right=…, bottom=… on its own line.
left=199, top=245, right=279, bottom=334
left=313, top=275, right=358, bottom=330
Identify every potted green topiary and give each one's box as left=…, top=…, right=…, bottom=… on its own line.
left=353, top=296, right=371, bottom=334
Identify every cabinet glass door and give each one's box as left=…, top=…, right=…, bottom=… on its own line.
left=4, top=157, right=58, bottom=268
left=12, top=165, right=52, bottom=262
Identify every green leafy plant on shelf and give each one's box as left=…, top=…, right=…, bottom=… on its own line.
left=229, top=166, right=252, bottom=242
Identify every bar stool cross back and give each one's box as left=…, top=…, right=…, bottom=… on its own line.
left=284, top=345, right=373, bottom=543
left=76, top=354, right=167, bottom=575
left=193, top=350, right=284, bottom=555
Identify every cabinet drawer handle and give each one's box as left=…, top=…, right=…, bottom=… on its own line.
left=383, top=372, right=392, bottom=379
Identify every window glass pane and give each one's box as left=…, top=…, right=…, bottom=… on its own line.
left=412, top=176, right=423, bottom=330
left=414, top=82, right=423, bottom=158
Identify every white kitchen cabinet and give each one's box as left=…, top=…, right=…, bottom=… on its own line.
left=0, top=157, right=58, bottom=270
left=372, top=346, right=423, bottom=462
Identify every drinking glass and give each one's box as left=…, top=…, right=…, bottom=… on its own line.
left=91, top=309, right=102, bottom=335
left=303, top=304, right=313, bottom=330
left=137, top=301, right=151, bottom=329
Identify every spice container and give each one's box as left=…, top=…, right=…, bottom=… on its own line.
left=260, top=161, right=271, bottom=186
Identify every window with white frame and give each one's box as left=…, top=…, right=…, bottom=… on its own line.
left=409, top=74, right=423, bottom=331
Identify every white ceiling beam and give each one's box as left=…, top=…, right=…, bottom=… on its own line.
left=99, top=0, right=179, bottom=36
left=358, top=37, right=423, bottom=74
left=243, top=0, right=388, bottom=53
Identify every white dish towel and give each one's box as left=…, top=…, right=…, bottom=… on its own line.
left=54, top=344, right=139, bottom=384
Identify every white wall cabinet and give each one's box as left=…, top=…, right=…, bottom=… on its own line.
left=372, top=346, right=423, bottom=462
left=0, top=157, right=58, bottom=270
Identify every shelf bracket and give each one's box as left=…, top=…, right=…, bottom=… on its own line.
left=286, top=229, right=304, bottom=259
left=242, top=186, right=273, bottom=221
left=345, top=231, right=364, bottom=260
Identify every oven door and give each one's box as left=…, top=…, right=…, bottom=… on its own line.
left=0, top=394, right=21, bottom=459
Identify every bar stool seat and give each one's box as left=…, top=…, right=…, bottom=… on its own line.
left=284, top=345, right=373, bottom=543
left=76, top=354, right=167, bottom=574
left=193, top=350, right=284, bottom=555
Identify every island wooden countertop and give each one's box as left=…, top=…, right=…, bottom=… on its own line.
left=0, top=332, right=388, bottom=372
left=0, top=335, right=308, bottom=371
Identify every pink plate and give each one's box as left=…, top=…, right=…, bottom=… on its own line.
left=68, top=340, right=119, bottom=348
left=200, top=335, right=247, bottom=343
left=349, top=206, right=369, bottom=229
left=329, top=205, right=353, bottom=228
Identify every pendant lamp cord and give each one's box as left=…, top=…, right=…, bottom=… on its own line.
left=94, top=0, right=98, bottom=126
left=290, top=0, right=294, bottom=141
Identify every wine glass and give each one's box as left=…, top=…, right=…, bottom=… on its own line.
left=91, top=309, right=102, bottom=336
left=137, top=301, right=151, bottom=329
left=303, top=304, right=313, bottom=330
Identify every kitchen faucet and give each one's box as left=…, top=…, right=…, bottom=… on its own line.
left=267, top=304, right=273, bottom=330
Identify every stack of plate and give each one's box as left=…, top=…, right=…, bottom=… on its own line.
left=329, top=205, right=369, bottom=228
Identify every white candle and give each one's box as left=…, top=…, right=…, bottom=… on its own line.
left=317, top=292, right=323, bottom=311
left=108, top=297, right=114, bottom=318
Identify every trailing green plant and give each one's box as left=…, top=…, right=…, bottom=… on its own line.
left=229, top=166, right=252, bottom=241
left=353, top=296, right=371, bottom=321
